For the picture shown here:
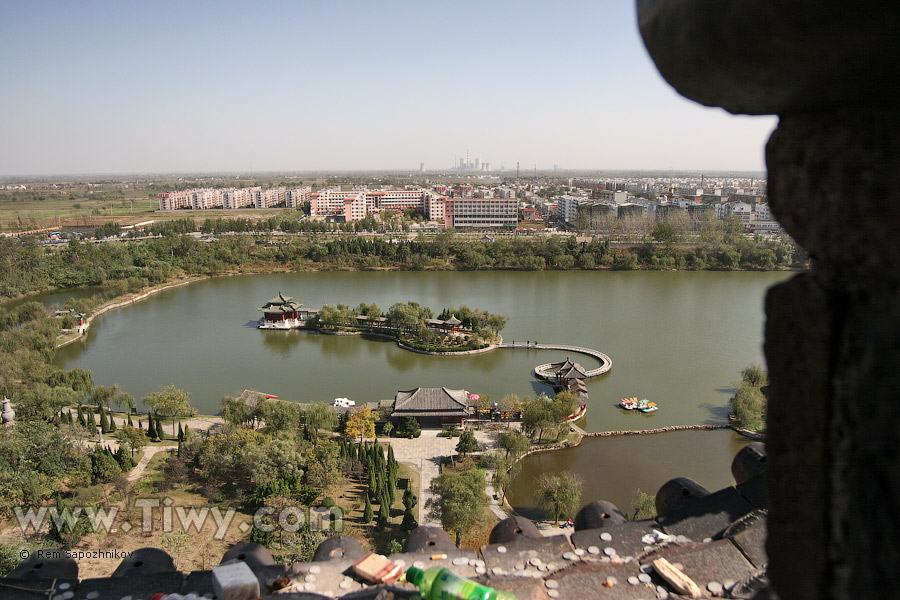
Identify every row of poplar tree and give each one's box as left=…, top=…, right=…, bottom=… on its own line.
left=58, top=406, right=188, bottom=443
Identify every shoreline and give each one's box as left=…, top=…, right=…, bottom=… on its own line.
left=53, top=274, right=213, bottom=349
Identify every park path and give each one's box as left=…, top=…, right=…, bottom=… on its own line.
left=384, top=428, right=507, bottom=525
left=126, top=445, right=177, bottom=489
left=385, top=431, right=458, bottom=526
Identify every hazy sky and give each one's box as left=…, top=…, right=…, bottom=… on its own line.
left=1, top=1, right=776, bottom=176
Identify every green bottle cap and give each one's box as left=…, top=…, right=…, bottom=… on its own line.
left=406, top=566, right=424, bottom=586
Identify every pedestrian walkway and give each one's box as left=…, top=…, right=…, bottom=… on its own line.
left=386, top=430, right=459, bottom=525
left=385, top=428, right=508, bottom=526
left=126, top=445, right=177, bottom=490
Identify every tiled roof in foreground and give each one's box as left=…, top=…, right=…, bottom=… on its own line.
left=0, top=443, right=769, bottom=600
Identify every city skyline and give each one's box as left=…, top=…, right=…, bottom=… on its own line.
left=1, top=1, right=777, bottom=176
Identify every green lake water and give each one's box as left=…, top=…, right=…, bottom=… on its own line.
left=52, top=269, right=791, bottom=512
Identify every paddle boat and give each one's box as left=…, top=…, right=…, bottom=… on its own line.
left=619, top=397, right=638, bottom=410
left=637, top=399, right=659, bottom=413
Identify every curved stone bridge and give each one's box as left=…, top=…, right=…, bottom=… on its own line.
left=499, top=342, right=612, bottom=380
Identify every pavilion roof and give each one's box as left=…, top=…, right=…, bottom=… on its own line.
left=392, top=387, right=471, bottom=416
left=259, top=291, right=302, bottom=312
left=444, top=315, right=462, bottom=326
left=549, top=358, right=588, bottom=380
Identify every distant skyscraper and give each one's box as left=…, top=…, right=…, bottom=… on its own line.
left=420, top=162, right=425, bottom=172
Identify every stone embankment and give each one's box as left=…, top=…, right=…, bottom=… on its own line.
left=583, top=423, right=729, bottom=437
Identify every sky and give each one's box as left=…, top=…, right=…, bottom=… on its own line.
left=0, top=1, right=777, bottom=176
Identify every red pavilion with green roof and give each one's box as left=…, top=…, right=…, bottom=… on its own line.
left=258, top=292, right=303, bottom=327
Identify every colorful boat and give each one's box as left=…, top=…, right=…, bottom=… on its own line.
left=637, top=399, right=658, bottom=413
left=619, top=397, right=638, bottom=410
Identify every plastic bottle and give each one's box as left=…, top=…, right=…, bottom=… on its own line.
left=406, top=566, right=518, bottom=600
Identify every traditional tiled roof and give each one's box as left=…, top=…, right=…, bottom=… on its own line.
left=392, top=387, right=471, bottom=417
left=259, top=291, right=302, bottom=313
left=549, top=358, right=588, bottom=380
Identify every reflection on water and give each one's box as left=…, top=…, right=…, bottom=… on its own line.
left=260, top=329, right=305, bottom=355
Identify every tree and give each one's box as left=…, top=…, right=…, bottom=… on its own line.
left=652, top=222, right=679, bottom=248
left=629, top=489, right=657, bottom=521
left=741, top=364, right=768, bottom=388
left=344, top=406, right=376, bottom=442
left=261, top=400, right=302, bottom=432
left=376, top=495, right=390, bottom=528
left=426, top=462, right=489, bottom=547
left=118, top=425, right=147, bottom=458
left=304, top=403, right=338, bottom=445
left=521, top=397, right=551, bottom=442
left=146, top=416, right=158, bottom=441
left=142, top=385, right=196, bottom=437
left=491, top=453, right=519, bottom=505
left=305, top=440, right=341, bottom=495
left=731, top=364, right=768, bottom=432
left=455, top=430, right=479, bottom=457
left=731, top=382, right=767, bottom=432
left=498, top=430, right=530, bottom=460
left=487, top=313, right=507, bottom=335
left=547, top=392, right=579, bottom=441
left=535, top=472, right=583, bottom=524
left=91, top=384, right=135, bottom=412
left=13, top=384, right=79, bottom=421
left=221, top=396, right=253, bottom=427
left=90, top=446, right=122, bottom=484
left=387, top=302, right=418, bottom=332
left=721, top=214, right=744, bottom=244
left=401, top=487, right=418, bottom=531
left=363, top=491, right=374, bottom=524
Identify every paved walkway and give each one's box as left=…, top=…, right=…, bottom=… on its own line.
left=500, top=342, right=612, bottom=378
left=386, top=430, right=459, bottom=525
left=126, top=445, right=177, bottom=490
left=385, top=428, right=507, bottom=525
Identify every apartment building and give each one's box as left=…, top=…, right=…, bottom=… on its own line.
left=309, top=189, right=368, bottom=222
left=262, top=187, right=286, bottom=209
left=366, top=188, right=428, bottom=212
left=557, top=195, right=591, bottom=223
left=718, top=201, right=753, bottom=223
left=444, top=198, right=518, bottom=229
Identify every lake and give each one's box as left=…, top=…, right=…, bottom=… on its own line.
left=53, top=269, right=790, bottom=511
